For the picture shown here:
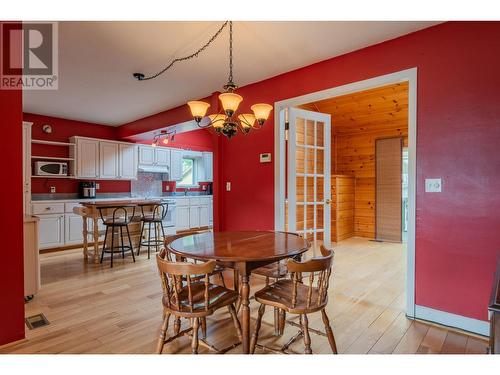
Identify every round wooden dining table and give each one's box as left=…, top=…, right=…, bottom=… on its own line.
left=167, top=230, right=310, bottom=354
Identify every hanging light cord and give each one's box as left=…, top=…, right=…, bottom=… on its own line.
left=134, top=21, right=229, bottom=81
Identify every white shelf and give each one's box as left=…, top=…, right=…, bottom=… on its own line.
left=32, top=139, right=75, bottom=147
left=32, top=156, right=75, bottom=161
left=31, top=175, right=76, bottom=179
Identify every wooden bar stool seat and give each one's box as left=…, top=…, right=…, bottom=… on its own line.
left=250, top=245, right=338, bottom=354
left=156, top=248, right=242, bottom=354
left=165, top=282, right=239, bottom=317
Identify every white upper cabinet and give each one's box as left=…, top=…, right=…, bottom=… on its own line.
left=73, top=138, right=99, bottom=178
left=119, top=144, right=138, bottom=179
left=202, top=152, right=213, bottom=182
left=170, top=149, right=184, bottom=181
left=99, top=142, right=119, bottom=179
left=155, top=147, right=170, bottom=167
left=138, top=145, right=155, bottom=166
left=71, top=137, right=137, bottom=180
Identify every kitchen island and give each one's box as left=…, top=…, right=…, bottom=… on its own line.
left=74, top=199, right=163, bottom=263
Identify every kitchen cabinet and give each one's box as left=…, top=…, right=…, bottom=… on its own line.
left=209, top=197, right=213, bottom=226
left=138, top=145, right=155, bottom=166
left=71, top=137, right=137, bottom=180
left=99, top=141, right=119, bottom=179
left=173, top=196, right=212, bottom=231
left=24, top=216, right=40, bottom=297
left=119, top=144, right=138, bottom=179
left=74, top=138, right=99, bottom=178
left=170, top=149, right=184, bottom=181
left=65, top=213, right=84, bottom=245
left=200, top=205, right=209, bottom=227
left=176, top=206, right=190, bottom=231
left=38, top=214, right=65, bottom=249
left=189, top=206, right=200, bottom=228
left=155, top=147, right=170, bottom=167
left=202, top=152, right=213, bottom=182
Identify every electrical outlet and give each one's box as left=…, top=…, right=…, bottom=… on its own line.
left=165, top=185, right=170, bottom=191
left=425, top=178, right=442, bottom=193
left=50, top=186, right=56, bottom=193
left=95, top=183, right=100, bottom=190
left=226, top=182, right=231, bottom=191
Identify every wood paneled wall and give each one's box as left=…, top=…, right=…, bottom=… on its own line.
left=331, top=175, right=355, bottom=241
left=300, top=82, right=409, bottom=239
left=337, top=129, right=408, bottom=238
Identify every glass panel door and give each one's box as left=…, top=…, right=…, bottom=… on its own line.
left=287, top=108, right=331, bottom=247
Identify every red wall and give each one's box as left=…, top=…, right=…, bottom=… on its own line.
left=221, top=21, right=500, bottom=322
left=117, top=22, right=500, bottom=323
left=24, top=113, right=131, bottom=194
left=0, top=22, right=25, bottom=346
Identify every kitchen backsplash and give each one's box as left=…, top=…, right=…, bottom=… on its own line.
left=131, top=172, right=166, bottom=197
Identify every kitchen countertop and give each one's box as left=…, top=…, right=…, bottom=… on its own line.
left=79, top=198, right=164, bottom=208
left=24, top=215, right=40, bottom=223
left=31, top=195, right=212, bottom=204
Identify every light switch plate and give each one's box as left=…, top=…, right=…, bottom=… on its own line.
left=226, top=182, right=231, bottom=191
left=95, top=183, right=100, bottom=190
left=425, top=178, right=442, bottom=192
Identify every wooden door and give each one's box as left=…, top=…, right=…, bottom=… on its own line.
left=287, top=108, right=331, bottom=247
left=375, top=137, right=403, bottom=242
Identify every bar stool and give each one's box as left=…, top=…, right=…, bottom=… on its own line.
left=98, top=205, right=136, bottom=268
left=137, top=202, right=168, bottom=259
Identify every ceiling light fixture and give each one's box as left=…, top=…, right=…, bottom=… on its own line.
left=151, top=129, right=176, bottom=148
left=133, top=21, right=272, bottom=139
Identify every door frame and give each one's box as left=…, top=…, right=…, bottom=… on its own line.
left=273, top=68, right=418, bottom=317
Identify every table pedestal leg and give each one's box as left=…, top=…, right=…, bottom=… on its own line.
left=93, top=217, right=100, bottom=264
left=83, top=216, right=88, bottom=262
left=240, top=274, right=250, bottom=354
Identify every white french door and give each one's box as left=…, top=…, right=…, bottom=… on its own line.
left=287, top=108, right=331, bottom=247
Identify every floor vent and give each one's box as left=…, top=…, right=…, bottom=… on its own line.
left=25, top=313, right=50, bottom=330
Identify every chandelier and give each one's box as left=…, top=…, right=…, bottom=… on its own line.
left=151, top=129, right=176, bottom=147
left=133, top=21, right=272, bottom=139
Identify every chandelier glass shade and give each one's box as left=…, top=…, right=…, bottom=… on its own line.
left=186, top=21, right=273, bottom=138
left=132, top=21, right=272, bottom=140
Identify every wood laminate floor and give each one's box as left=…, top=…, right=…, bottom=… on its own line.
left=1, top=237, right=488, bottom=354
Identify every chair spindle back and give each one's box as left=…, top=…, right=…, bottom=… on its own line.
left=157, top=249, right=215, bottom=313
left=287, top=245, right=334, bottom=309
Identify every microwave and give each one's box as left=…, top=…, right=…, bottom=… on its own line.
left=34, top=161, right=68, bottom=176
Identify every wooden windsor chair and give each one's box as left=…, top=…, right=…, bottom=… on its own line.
left=156, top=248, right=242, bottom=354
left=249, top=245, right=338, bottom=354
left=163, top=233, right=230, bottom=340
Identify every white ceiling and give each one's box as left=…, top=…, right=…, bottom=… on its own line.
left=23, top=21, right=439, bottom=126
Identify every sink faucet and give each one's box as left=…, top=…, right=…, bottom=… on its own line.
left=184, top=188, right=189, bottom=196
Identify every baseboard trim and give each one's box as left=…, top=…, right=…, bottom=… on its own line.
left=415, top=305, right=490, bottom=336
left=0, top=337, right=27, bottom=351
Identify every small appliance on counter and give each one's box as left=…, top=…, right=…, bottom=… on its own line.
left=79, top=181, right=96, bottom=199
left=206, top=182, right=213, bottom=195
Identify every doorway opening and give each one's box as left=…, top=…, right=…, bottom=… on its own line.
left=274, top=69, right=417, bottom=316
